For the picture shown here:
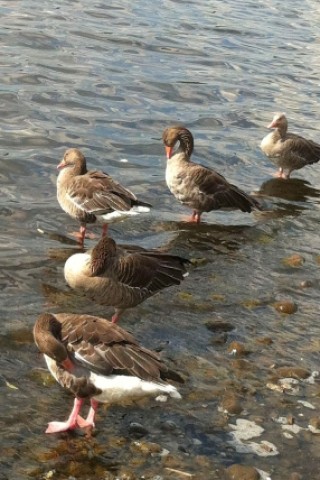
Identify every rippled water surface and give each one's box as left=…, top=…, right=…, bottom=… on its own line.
left=1, top=0, right=320, bottom=478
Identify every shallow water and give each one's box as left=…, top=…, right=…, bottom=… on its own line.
left=1, top=0, right=320, bottom=478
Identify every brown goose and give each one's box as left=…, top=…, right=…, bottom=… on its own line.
left=57, top=148, right=151, bottom=245
left=162, top=126, right=260, bottom=223
left=33, top=313, right=182, bottom=433
left=64, top=236, right=190, bottom=323
left=260, top=112, right=320, bottom=179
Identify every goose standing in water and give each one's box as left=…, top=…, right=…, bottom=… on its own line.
left=162, top=126, right=260, bottom=223
left=57, top=148, right=151, bottom=245
left=64, top=236, right=190, bottom=323
left=34, top=313, right=182, bottom=433
left=260, top=112, right=320, bottom=179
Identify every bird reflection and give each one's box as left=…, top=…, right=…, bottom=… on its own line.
left=254, top=178, right=320, bottom=221
left=154, top=220, right=252, bottom=254
left=258, top=178, right=320, bottom=202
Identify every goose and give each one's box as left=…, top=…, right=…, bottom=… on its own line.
left=162, top=126, right=260, bottom=223
left=33, top=313, right=182, bottom=433
left=260, top=112, right=320, bottom=179
left=57, top=148, right=151, bottom=245
left=64, top=236, right=190, bottom=323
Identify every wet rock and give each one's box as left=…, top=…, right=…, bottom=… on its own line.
left=297, top=399, right=315, bottom=409
left=43, top=472, right=55, bottom=480
left=226, top=464, right=260, bottom=480
left=287, top=415, right=295, bottom=425
left=211, top=294, right=226, bottom=302
left=309, top=417, right=320, bottom=429
left=28, top=368, right=56, bottom=387
left=273, top=300, right=297, bottom=314
left=190, top=257, right=208, bottom=266
left=128, top=422, right=149, bottom=438
left=178, top=291, right=194, bottom=301
left=308, top=417, right=320, bottom=434
left=130, top=440, right=162, bottom=455
left=282, top=253, right=305, bottom=268
left=255, top=336, right=273, bottom=345
left=161, top=420, right=178, bottom=432
left=107, top=435, right=127, bottom=448
left=227, top=341, right=250, bottom=356
left=241, top=299, right=262, bottom=309
left=221, top=394, right=243, bottom=415
left=300, top=280, right=313, bottom=288
left=116, top=469, right=137, bottom=480
left=275, top=366, right=311, bottom=379
left=228, top=419, right=279, bottom=457
left=205, top=319, right=235, bottom=332
left=289, top=473, right=302, bottom=480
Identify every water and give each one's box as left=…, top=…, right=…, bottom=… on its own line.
left=1, top=0, right=320, bottom=478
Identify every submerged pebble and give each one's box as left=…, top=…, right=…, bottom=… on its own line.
left=128, top=422, right=149, bottom=438
left=255, top=337, right=273, bottom=345
left=289, top=474, right=302, bottom=480
left=282, top=254, right=305, bottom=268
left=227, top=341, right=250, bottom=356
left=274, top=366, right=311, bottom=380
left=221, top=394, right=243, bottom=415
left=130, top=441, right=162, bottom=455
left=226, top=463, right=260, bottom=480
left=308, top=417, right=320, bottom=434
left=205, top=319, right=235, bottom=332
left=273, top=300, right=297, bottom=314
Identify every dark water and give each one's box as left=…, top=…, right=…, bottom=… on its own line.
left=1, top=0, right=320, bottom=478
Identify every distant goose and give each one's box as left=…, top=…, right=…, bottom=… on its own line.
left=260, top=112, right=320, bottom=179
left=162, top=126, right=260, bottom=223
left=57, top=148, right=151, bottom=245
left=64, top=236, right=190, bottom=323
left=33, top=313, right=182, bottom=433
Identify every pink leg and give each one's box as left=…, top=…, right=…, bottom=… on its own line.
left=101, top=224, right=109, bottom=237
left=111, top=309, right=123, bottom=324
left=79, top=225, right=86, bottom=245
left=195, top=212, right=201, bottom=223
left=190, top=210, right=201, bottom=223
left=70, top=225, right=86, bottom=244
left=273, top=167, right=285, bottom=178
left=46, top=397, right=84, bottom=434
left=76, top=399, right=99, bottom=429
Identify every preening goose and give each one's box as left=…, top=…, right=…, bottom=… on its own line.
left=162, top=126, right=260, bottom=223
left=64, top=236, right=190, bottom=323
left=33, top=313, right=182, bottom=433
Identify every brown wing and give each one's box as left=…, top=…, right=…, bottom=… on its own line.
left=284, top=134, right=320, bottom=165
left=178, top=163, right=260, bottom=213
left=59, top=314, right=168, bottom=381
left=109, top=246, right=189, bottom=292
left=67, top=169, right=150, bottom=215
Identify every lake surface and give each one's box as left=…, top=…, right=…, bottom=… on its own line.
left=1, top=0, right=320, bottom=478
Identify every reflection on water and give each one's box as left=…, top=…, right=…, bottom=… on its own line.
left=1, top=0, right=320, bottom=478
left=258, top=178, right=320, bottom=202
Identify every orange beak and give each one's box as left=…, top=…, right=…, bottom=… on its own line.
left=267, top=120, right=277, bottom=129
left=57, top=160, right=66, bottom=170
left=61, top=357, right=74, bottom=371
left=165, top=145, right=173, bottom=159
